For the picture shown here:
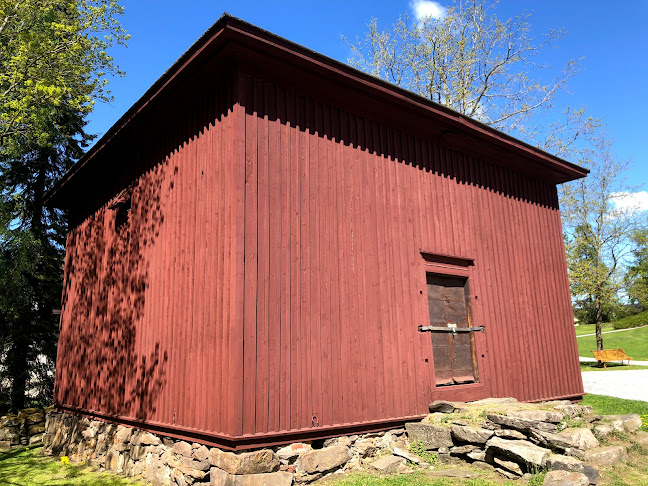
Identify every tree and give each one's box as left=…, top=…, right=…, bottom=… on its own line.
left=344, top=0, right=579, bottom=133
left=0, top=0, right=127, bottom=412
left=561, top=138, right=639, bottom=351
left=626, top=229, right=648, bottom=309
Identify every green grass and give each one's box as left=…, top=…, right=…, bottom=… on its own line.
left=574, top=322, right=615, bottom=336
left=321, top=471, right=520, bottom=486
left=0, top=445, right=143, bottom=486
left=580, top=362, right=648, bottom=372
left=575, top=325, right=648, bottom=360
left=582, top=394, right=648, bottom=431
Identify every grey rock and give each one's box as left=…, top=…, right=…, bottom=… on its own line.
left=494, top=429, right=526, bottom=439
left=352, top=438, right=376, bottom=458
left=180, top=456, right=210, bottom=471
left=405, top=423, right=453, bottom=449
left=555, top=428, right=599, bottom=451
left=492, top=455, right=523, bottom=475
left=554, top=405, right=588, bottom=418
left=592, top=424, right=613, bottom=440
left=370, top=455, right=405, bottom=473
left=429, top=400, right=466, bottom=413
left=450, top=444, right=477, bottom=455
left=211, top=448, right=280, bottom=475
left=276, top=443, right=310, bottom=462
left=135, top=432, right=161, bottom=446
left=174, top=441, right=193, bottom=457
left=546, top=453, right=598, bottom=485
left=323, top=436, right=351, bottom=447
left=451, top=425, right=493, bottom=444
left=210, top=467, right=294, bottom=486
left=507, top=410, right=563, bottom=424
left=495, top=467, right=519, bottom=479
left=392, top=447, right=425, bottom=464
left=294, top=472, right=322, bottom=484
left=605, top=414, right=642, bottom=433
left=0, top=440, right=11, bottom=452
left=114, top=425, right=133, bottom=443
left=295, top=446, right=350, bottom=474
left=584, top=445, right=628, bottom=466
left=467, top=450, right=487, bottom=462
left=28, top=433, right=43, bottom=445
left=486, top=414, right=557, bottom=433
left=543, top=470, right=589, bottom=486
left=192, top=445, right=210, bottom=462
left=634, top=430, right=648, bottom=447
left=27, top=423, right=45, bottom=436
left=485, top=436, right=551, bottom=467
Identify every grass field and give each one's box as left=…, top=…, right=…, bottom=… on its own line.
left=582, top=394, right=648, bottom=426
left=580, top=362, right=648, bottom=372
left=574, top=323, right=615, bottom=336
left=575, top=325, right=648, bottom=361
left=0, top=445, right=143, bottom=486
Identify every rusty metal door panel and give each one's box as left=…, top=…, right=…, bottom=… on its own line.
left=426, top=274, right=477, bottom=385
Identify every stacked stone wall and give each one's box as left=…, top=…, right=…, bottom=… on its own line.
left=0, top=407, right=46, bottom=451
left=40, top=399, right=647, bottom=486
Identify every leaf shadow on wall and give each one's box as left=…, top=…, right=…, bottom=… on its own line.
left=56, top=159, right=172, bottom=421
left=54, top=72, right=236, bottom=423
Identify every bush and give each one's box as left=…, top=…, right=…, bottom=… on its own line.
left=612, top=310, right=648, bottom=330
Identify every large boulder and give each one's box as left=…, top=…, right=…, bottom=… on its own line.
left=485, top=437, right=551, bottom=467
left=487, top=414, right=557, bottom=433
left=546, top=454, right=598, bottom=485
left=211, top=449, right=280, bottom=475
left=369, top=455, right=405, bottom=474
left=605, top=414, right=643, bottom=433
left=210, top=468, right=293, bottom=486
left=506, top=410, right=563, bottom=424
left=451, top=425, right=493, bottom=444
left=543, top=470, right=590, bottom=486
left=295, top=446, right=351, bottom=474
left=555, top=428, right=599, bottom=451
left=405, top=423, right=453, bottom=449
left=584, top=445, right=628, bottom=466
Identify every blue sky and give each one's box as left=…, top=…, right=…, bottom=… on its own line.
left=89, top=0, right=648, bottom=201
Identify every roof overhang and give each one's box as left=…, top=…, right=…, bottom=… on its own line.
left=46, top=14, right=588, bottom=208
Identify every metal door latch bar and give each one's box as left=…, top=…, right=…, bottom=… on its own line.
left=418, top=325, right=484, bottom=334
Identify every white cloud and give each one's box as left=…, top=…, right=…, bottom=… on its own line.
left=610, top=191, right=648, bottom=212
left=411, top=0, right=447, bottom=21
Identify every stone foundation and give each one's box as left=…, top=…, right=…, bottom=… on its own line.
left=41, top=399, right=644, bottom=486
left=0, top=407, right=47, bottom=451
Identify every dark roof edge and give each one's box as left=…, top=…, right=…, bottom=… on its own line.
left=46, top=13, right=588, bottom=206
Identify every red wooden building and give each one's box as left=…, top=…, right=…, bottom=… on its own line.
left=47, top=15, right=587, bottom=450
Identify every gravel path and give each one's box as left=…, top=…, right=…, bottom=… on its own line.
left=575, top=325, right=648, bottom=338
left=581, top=369, right=648, bottom=402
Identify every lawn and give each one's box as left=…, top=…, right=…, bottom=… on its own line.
left=574, top=322, right=615, bottom=336
left=575, top=325, right=648, bottom=361
left=320, top=471, right=539, bottom=486
left=579, top=362, right=648, bottom=372
left=582, top=394, right=648, bottom=427
left=0, top=445, right=143, bottom=486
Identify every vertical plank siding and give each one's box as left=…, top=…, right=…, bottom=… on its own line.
left=53, top=63, right=583, bottom=447
left=239, top=73, right=583, bottom=437
left=55, top=73, right=245, bottom=438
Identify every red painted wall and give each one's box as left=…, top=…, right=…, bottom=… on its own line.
left=53, top=64, right=583, bottom=449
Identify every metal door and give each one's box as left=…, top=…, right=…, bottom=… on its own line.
left=422, top=274, right=480, bottom=386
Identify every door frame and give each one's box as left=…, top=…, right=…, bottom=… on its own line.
left=419, top=250, right=490, bottom=401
